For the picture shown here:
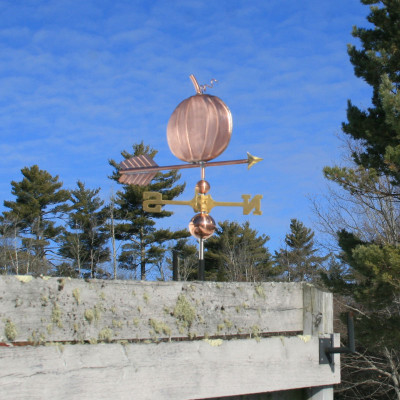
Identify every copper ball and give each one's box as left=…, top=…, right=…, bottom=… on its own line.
left=196, top=179, right=210, bottom=194
left=189, top=213, right=216, bottom=239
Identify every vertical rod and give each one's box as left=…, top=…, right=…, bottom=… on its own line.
left=198, top=238, right=205, bottom=281
left=198, top=162, right=206, bottom=281
left=172, top=250, right=179, bottom=281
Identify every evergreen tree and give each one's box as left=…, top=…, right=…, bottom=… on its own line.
left=205, top=220, right=274, bottom=282
left=1, top=165, right=69, bottom=275
left=274, top=219, right=327, bottom=282
left=58, top=181, right=110, bottom=278
left=171, top=238, right=198, bottom=281
left=109, top=142, right=188, bottom=280
left=0, top=214, right=22, bottom=274
left=324, top=0, right=400, bottom=193
left=323, top=0, right=400, bottom=330
left=321, top=1, right=400, bottom=397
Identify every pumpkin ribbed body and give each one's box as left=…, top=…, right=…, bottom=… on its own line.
left=167, top=94, right=232, bottom=163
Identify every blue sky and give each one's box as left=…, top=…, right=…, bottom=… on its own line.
left=0, top=0, right=372, bottom=252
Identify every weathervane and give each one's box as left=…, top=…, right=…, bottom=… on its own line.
left=118, top=75, right=263, bottom=279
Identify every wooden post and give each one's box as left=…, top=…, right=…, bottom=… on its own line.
left=303, top=284, right=336, bottom=400
left=306, top=386, right=334, bottom=400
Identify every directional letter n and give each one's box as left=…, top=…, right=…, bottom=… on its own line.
left=241, top=194, right=263, bottom=215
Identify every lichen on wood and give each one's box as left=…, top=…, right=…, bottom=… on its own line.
left=72, top=288, right=81, bottom=305
left=84, top=304, right=102, bottom=324
left=254, top=285, right=266, bottom=299
left=149, top=319, right=171, bottom=337
left=41, top=295, right=49, bottom=306
left=84, top=309, right=95, bottom=324
left=251, top=325, right=261, bottom=342
left=133, top=318, right=140, bottom=327
left=204, top=338, right=223, bottom=347
left=0, top=278, right=310, bottom=344
left=112, top=320, right=123, bottom=329
left=51, top=304, right=63, bottom=328
left=143, top=292, right=150, bottom=304
left=4, top=319, right=18, bottom=341
left=173, top=294, right=196, bottom=333
left=224, top=319, right=233, bottom=329
left=98, top=328, right=113, bottom=342
left=15, top=275, right=32, bottom=283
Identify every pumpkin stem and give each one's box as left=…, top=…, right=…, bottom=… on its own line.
left=190, top=74, right=202, bottom=94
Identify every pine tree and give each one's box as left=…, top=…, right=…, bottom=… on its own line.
left=323, top=0, right=400, bottom=324
left=109, top=142, right=188, bottom=280
left=274, top=219, right=327, bottom=282
left=321, top=1, right=400, bottom=397
left=1, top=165, right=69, bottom=275
left=58, top=181, right=110, bottom=278
left=324, top=0, right=400, bottom=193
left=171, top=238, right=198, bottom=281
left=0, top=214, right=22, bottom=274
left=205, top=220, right=273, bottom=282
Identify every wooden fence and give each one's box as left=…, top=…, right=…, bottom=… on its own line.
left=0, top=276, right=339, bottom=399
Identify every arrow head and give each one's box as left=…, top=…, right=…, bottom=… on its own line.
left=247, top=152, right=263, bottom=169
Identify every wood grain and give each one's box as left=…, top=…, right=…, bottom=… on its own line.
left=0, top=277, right=338, bottom=399
left=0, top=335, right=340, bottom=400
left=0, top=277, right=305, bottom=343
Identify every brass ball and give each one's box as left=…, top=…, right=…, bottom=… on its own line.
left=189, top=213, right=216, bottom=240
left=196, top=179, right=210, bottom=194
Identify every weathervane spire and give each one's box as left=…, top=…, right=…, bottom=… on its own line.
left=118, top=74, right=263, bottom=280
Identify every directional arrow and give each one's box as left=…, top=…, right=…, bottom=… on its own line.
left=118, top=152, right=263, bottom=186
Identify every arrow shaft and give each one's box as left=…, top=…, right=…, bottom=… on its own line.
left=120, top=158, right=248, bottom=175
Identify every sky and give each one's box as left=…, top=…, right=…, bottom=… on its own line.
left=0, top=0, right=372, bottom=253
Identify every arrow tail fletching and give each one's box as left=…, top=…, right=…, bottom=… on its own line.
left=120, top=154, right=157, bottom=170
left=119, top=155, right=158, bottom=186
left=119, top=171, right=157, bottom=186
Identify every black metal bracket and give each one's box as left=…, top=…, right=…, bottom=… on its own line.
left=319, top=312, right=355, bottom=365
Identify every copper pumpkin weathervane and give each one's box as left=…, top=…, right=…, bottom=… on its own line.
left=118, top=75, right=263, bottom=279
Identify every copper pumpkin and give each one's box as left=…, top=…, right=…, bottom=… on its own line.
left=167, top=75, right=233, bottom=163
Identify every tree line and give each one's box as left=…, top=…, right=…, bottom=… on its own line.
left=0, top=141, right=324, bottom=282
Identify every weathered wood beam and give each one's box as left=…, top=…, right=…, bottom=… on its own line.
left=0, top=335, right=340, bottom=400
left=0, top=277, right=305, bottom=343
left=0, top=277, right=338, bottom=400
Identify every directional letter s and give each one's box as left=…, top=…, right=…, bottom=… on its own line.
left=143, top=192, right=163, bottom=212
